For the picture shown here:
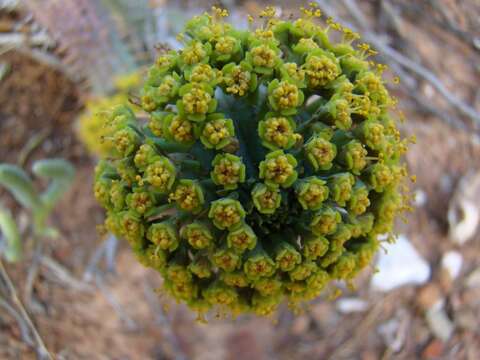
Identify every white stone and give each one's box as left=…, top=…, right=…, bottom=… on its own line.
left=413, top=189, right=427, bottom=207
left=441, top=251, right=463, bottom=280
left=371, top=235, right=431, bottom=292
left=448, top=199, right=479, bottom=245
left=336, top=297, right=369, bottom=314
left=426, top=302, right=455, bottom=342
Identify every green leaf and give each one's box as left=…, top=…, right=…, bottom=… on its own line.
left=0, top=164, right=42, bottom=210
left=0, top=206, right=21, bottom=262
left=32, top=159, right=76, bottom=210
left=32, top=159, right=75, bottom=183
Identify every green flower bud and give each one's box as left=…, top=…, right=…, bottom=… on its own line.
left=293, top=37, right=319, bottom=54
left=348, top=181, right=370, bottom=215
left=220, top=61, right=258, bottom=96
left=319, top=224, right=352, bottom=267
left=251, top=183, right=282, bottom=214
left=104, top=211, right=122, bottom=238
left=372, top=190, right=402, bottom=234
left=228, top=297, right=252, bottom=318
left=258, top=114, right=297, bottom=150
left=306, top=269, right=330, bottom=292
left=310, top=207, right=342, bottom=236
left=220, top=271, right=250, bottom=288
left=274, top=242, right=302, bottom=272
left=200, top=115, right=235, bottom=150
left=330, top=223, right=352, bottom=246
left=148, top=112, right=166, bottom=137
left=163, top=114, right=197, bottom=144
left=165, top=278, right=198, bottom=301
left=295, top=177, right=329, bottom=211
left=322, top=97, right=352, bottom=130
left=226, top=223, right=257, bottom=253
left=116, top=158, right=138, bottom=185
left=134, top=144, right=157, bottom=171
left=213, top=35, right=242, bottom=62
left=184, top=14, right=217, bottom=41
left=340, top=54, right=369, bottom=77
left=366, top=163, right=393, bottom=192
left=167, top=263, right=192, bottom=284
left=210, top=153, right=245, bottom=190
left=203, top=281, right=238, bottom=306
left=153, top=51, right=177, bottom=75
left=119, top=210, right=145, bottom=245
left=181, top=222, right=214, bottom=250
left=338, top=140, right=368, bottom=175
left=244, top=249, right=276, bottom=280
left=113, top=127, right=141, bottom=158
left=94, top=178, right=112, bottom=209
left=252, top=293, right=282, bottom=317
left=280, top=62, right=306, bottom=88
left=267, top=79, right=304, bottom=115
left=304, top=135, right=337, bottom=171
left=188, top=255, right=213, bottom=278
left=169, top=179, right=205, bottom=213
left=354, top=120, right=385, bottom=150
left=303, top=49, right=341, bottom=89
left=355, top=237, right=379, bottom=269
left=246, top=43, right=281, bottom=75
left=126, top=187, right=154, bottom=216
left=109, top=180, right=128, bottom=211
left=348, top=213, right=375, bottom=238
left=147, top=221, right=179, bottom=252
left=253, top=276, right=283, bottom=296
left=180, top=40, right=211, bottom=67
left=303, top=235, right=329, bottom=260
left=140, top=245, right=168, bottom=271
left=212, top=247, right=241, bottom=272
left=177, top=83, right=217, bottom=122
left=259, top=150, right=298, bottom=188
left=142, top=73, right=181, bottom=111
left=185, top=63, right=219, bottom=87
left=289, top=261, right=317, bottom=281
left=328, top=173, right=355, bottom=206
left=144, top=156, right=176, bottom=193
left=355, top=71, right=390, bottom=107
left=330, top=253, right=356, bottom=280
left=208, top=198, right=245, bottom=230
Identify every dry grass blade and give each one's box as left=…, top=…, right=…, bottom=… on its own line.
left=0, top=260, right=52, bottom=359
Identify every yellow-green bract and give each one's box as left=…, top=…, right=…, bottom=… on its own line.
left=93, top=6, right=411, bottom=318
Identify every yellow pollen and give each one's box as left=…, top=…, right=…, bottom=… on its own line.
left=170, top=116, right=194, bottom=142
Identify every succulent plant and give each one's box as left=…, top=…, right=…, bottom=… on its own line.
left=93, top=5, right=411, bottom=317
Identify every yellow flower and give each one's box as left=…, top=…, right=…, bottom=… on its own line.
left=259, top=150, right=298, bottom=188
left=182, top=41, right=209, bottom=66
left=168, top=115, right=195, bottom=143
left=252, top=45, right=276, bottom=68
left=169, top=180, right=204, bottom=213
left=258, top=115, right=296, bottom=150
left=304, top=52, right=340, bottom=88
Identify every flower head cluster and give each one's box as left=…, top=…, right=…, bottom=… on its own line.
left=93, top=7, right=411, bottom=318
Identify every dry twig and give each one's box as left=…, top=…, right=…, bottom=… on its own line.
left=0, top=260, right=52, bottom=359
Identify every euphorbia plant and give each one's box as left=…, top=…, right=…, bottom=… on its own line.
left=93, top=5, right=411, bottom=318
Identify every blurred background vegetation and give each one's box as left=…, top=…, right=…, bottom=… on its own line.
left=0, top=1, right=479, bottom=359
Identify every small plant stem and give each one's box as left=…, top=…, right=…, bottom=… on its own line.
left=0, top=259, right=52, bottom=360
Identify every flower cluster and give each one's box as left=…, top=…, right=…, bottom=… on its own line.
left=93, top=5, right=411, bottom=318
left=77, top=72, right=142, bottom=158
